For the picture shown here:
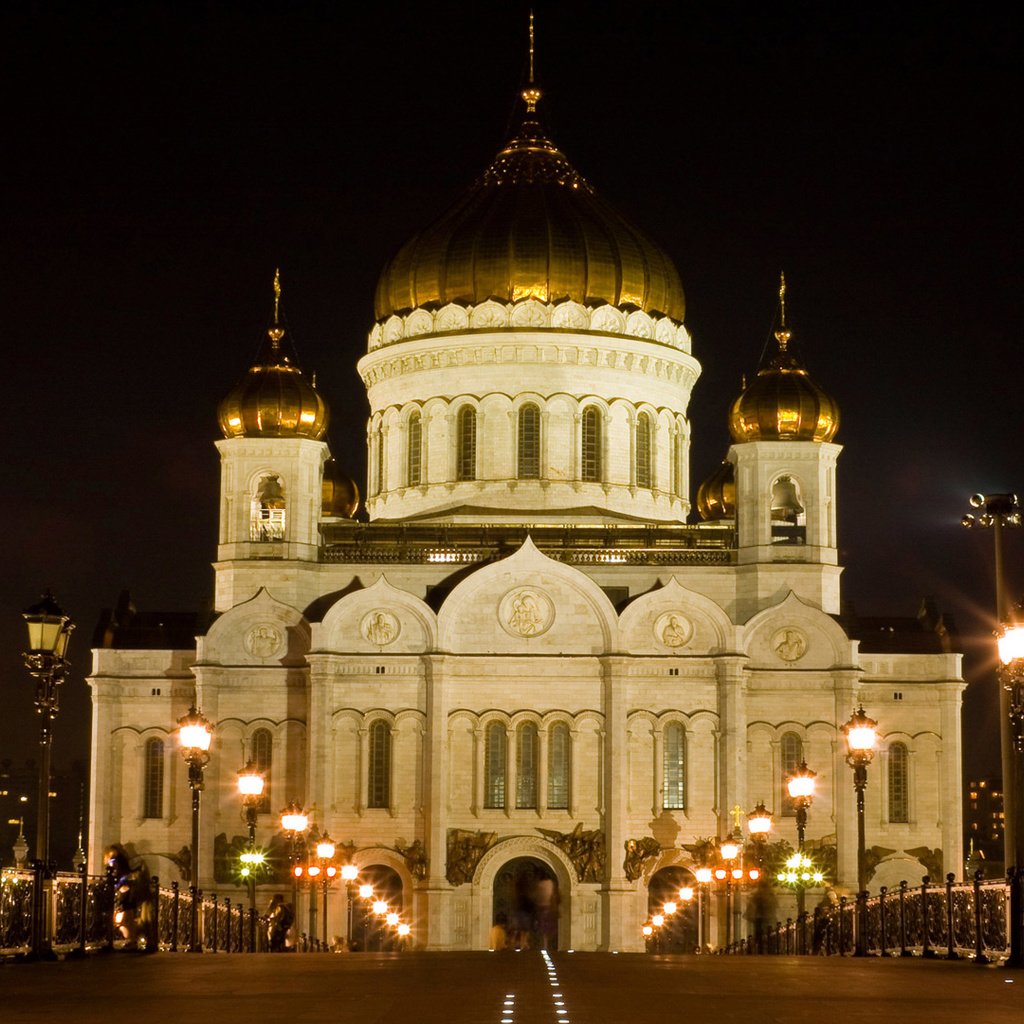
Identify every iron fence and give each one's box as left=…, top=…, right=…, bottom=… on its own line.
left=726, top=871, right=1015, bottom=962
left=1, top=865, right=339, bottom=957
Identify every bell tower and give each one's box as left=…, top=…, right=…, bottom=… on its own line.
left=213, top=272, right=330, bottom=608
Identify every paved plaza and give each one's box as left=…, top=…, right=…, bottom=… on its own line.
left=1, top=952, right=1021, bottom=1024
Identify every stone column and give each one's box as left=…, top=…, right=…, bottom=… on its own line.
left=421, top=654, right=452, bottom=948
left=600, top=656, right=636, bottom=950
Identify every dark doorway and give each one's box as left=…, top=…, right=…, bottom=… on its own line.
left=493, top=857, right=559, bottom=951
left=648, top=867, right=698, bottom=952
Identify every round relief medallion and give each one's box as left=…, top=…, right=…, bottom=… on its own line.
left=654, top=611, right=693, bottom=649
left=361, top=610, right=401, bottom=646
left=772, top=627, right=808, bottom=662
left=244, top=624, right=283, bottom=659
left=499, top=588, right=555, bottom=638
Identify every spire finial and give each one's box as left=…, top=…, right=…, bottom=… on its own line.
left=774, top=270, right=791, bottom=351
left=268, top=268, right=285, bottom=346
left=521, top=11, right=542, bottom=114
left=529, top=10, right=535, bottom=83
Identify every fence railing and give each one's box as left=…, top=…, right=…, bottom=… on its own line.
left=725, top=870, right=1018, bottom=961
left=1, top=865, right=334, bottom=957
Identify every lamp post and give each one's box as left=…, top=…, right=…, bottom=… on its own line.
left=341, top=863, right=359, bottom=949
left=237, top=760, right=265, bottom=919
left=22, top=592, right=74, bottom=958
left=787, top=760, right=817, bottom=920
left=997, top=614, right=1024, bottom=967
left=177, top=705, right=213, bottom=953
left=963, top=494, right=1021, bottom=899
left=280, top=802, right=309, bottom=939
left=314, top=835, right=337, bottom=948
left=843, top=705, right=878, bottom=957
left=692, top=869, right=711, bottom=951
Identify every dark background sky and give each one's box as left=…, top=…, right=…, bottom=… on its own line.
left=2, top=1, right=1020, bottom=842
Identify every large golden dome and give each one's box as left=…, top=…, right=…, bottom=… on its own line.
left=728, top=276, right=839, bottom=444
left=374, top=88, right=686, bottom=324
left=219, top=273, right=329, bottom=440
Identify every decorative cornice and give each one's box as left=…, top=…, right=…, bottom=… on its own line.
left=368, top=299, right=692, bottom=352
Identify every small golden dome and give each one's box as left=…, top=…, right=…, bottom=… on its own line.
left=728, top=275, right=839, bottom=444
left=218, top=272, right=329, bottom=440
left=696, top=460, right=736, bottom=521
left=374, top=89, right=685, bottom=323
left=322, top=459, right=360, bottom=519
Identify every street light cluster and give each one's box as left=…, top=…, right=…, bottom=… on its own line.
left=173, top=713, right=413, bottom=952
left=641, top=709, right=883, bottom=952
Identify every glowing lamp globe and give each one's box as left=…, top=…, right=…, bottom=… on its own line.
left=280, top=804, right=309, bottom=834
left=679, top=886, right=695, bottom=901
left=652, top=914, right=664, bottom=927
left=237, top=761, right=265, bottom=797
left=177, top=707, right=213, bottom=753
left=720, top=839, right=740, bottom=861
left=386, top=912, right=400, bottom=927
left=372, top=900, right=389, bottom=916
left=359, top=884, right=374, bottom=900
left=663, top=901, right=677, bottom=915
left=695, top=868, right=712, bottom=884
left=998, top=623, right=1024, bottom=665
left=341, top=864, right=359, bottom=882
left=316, top=837, right=336, bottom=860
left=747, top=802, right=772, bottom=837
left=397, top=923, right=411, bottom=937
left=787, top=761, right=817, bottom=801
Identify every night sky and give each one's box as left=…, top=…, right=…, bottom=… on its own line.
left=2, top=2, right=1020, bottom=825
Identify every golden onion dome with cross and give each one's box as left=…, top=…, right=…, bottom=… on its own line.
left=218, top=270, right=329, bottom=440
left=373, top=23, right=686, bottom=324
left=728, top=274, right=839, bottom=444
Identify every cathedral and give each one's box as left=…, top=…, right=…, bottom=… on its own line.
left=87, top=62, right=964, bottom=951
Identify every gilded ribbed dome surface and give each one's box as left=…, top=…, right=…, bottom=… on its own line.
left=728, top=343, right=839, bottom=443
left=322, top=459, right=360, bottom=518
left=374, top=97, right=686, bottom=323
left=696, top=460, right=736, bottom=520
left=219, top=328, right=329, bottom=440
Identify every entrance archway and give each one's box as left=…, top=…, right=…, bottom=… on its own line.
left=648, top=867, right=698, bottom=953
left=493, top=857, right=559, bottom=951
left=356, top=864, right=403, bottom=951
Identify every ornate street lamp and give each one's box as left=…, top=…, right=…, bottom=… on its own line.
left=22, top=591, right=74, bottom=958
left=747, top=802, right=773, bottom=850
left=177, top=705, right=212, bottom=953
left=314, top=834, right=337, bottom=947
left=997, top=612, right=1024, bottom=967
left=787, top=760, right=817, bottom=922
left=842, top=705, right=877, bottom=957
left=963, top=492, right=1021, bottom=876
left=280, top=801, right=309, bottom=928
left=237, top=760, right=265, bottom=922
left=340, top=862, right=359, bottom=949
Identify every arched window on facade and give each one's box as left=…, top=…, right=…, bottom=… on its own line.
left=457, top=406, right=477, bottom=481
left=516, top=723, right=539, bottom=809
left=636, top=411, right=652, bottom=488
left=371, top=427, right=384, bottom=497
left=663, top=722, right=686, bottom=810
left=888, top=742, right=909, bottom=823
left=368, top=720, right=392, bottom=809
left=781, top=731, right=803, bottom=817
left=407, top=411, right=422, bottom=487
left=547, top=722, right=571, bottom=810
left=251, top=727, right=273, bottom=813
left=142, top=737, right=164, bottom=819
left=251, top=474, right=286, bottom=541
left=582, top=406, right=602, bottom=482
left=518, top=403, right=540, bottom=479
left=484, top=722, right=507, bottom=809
left=673, top=429, right=685, bottom=498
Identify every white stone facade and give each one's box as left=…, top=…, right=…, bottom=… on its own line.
left=86, top=121, right=963, bottom=954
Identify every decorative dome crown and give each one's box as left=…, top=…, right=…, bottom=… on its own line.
left=728, top=274, right=839, bottom=444
left=696, top=460, right=736, bottom=521
left=218, top=271, right=329, bottom=440
left=373, top=72, right=685, bottom=323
